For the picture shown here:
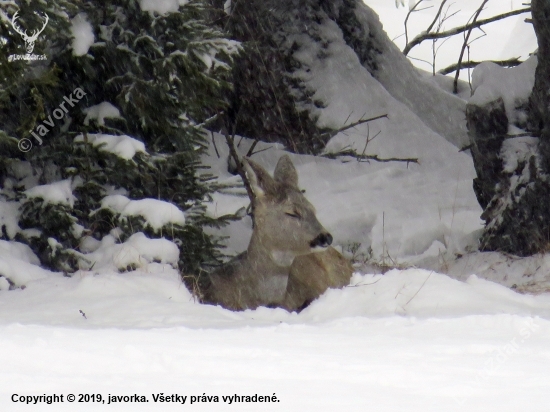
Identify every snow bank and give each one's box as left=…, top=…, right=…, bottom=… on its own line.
left=74, top=133, right=145, bottom=160
left=99, top=194, right=185, bottom=230
left=304, top=269, right=550, bottom=320
left=3, top=267, right=550, bottom=328
left=0, top=241, right=58, bottom=289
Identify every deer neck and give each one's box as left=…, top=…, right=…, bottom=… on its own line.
left=246, top=232, right=297, bottom=277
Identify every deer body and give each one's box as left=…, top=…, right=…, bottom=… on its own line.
left=199, top=155, right=352, bottom=311
left=284, top=247, right=354, bottom=311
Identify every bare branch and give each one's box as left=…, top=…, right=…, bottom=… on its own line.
left=321, top=114, right=388, bottom=140
left=321, top=149, right=419, bottom=165
left=438, top=57, right=522, bottom=75
left=224, top=132, right=256, bottom=210
left=403, top=7, right=531, bottom=56
left=453, top=0, right=490, bottom=94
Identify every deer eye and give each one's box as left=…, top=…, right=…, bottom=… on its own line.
left=285, top=212, right=301, bottom=219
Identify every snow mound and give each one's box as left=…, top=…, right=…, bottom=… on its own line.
left=0, top=241, right=58, bottom=289
left=302, top=269, right=550, bottom=320
left=79, top=232, right=180, bottom=272
left=2, top=267, right=550, bottom=328
left=99, top=194, right=185, bottom=230
left=25, top=179, right=76, bottom=208
left=74, top=132, right=145, bottom=160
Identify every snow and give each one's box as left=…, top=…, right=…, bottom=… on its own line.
left=470, top=56, right=537, bottom=125
left=0, top=241, right=56, bottom=289
left=1, top=266, right=550, bottom=410
left=77, top=232, right=180, bottom=272
left=99, top=195, right=186, bottom=230
left=139, top=0, right=189, bottom=14
left=0, top=201, right=20, bottom=239
left=71, top=13, right=94, bottom=56
left=82, top=102, right=122, bottom=126
left=24, top=179, right=76, bottom=208
left=500, top=135, right=539, bottom=173
left=74, top=133, right=145, bottom=160
left=1, top=2, right=549, bottom=410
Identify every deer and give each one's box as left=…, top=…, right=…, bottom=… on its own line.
left=198, top=155, right=353, bottom=311
left=11, top=11, right=49, bottom=54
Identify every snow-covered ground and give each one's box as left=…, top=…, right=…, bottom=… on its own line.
left=2, top=268, right=550, bottom=411
left=1, top=1, right=548, bottom=411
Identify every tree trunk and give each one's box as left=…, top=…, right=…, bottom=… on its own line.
left=529, top=0, right=550, bottom=168
left=468, top=0, right=550, bottom=256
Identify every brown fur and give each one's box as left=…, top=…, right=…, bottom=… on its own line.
left=284, top=247, right=354, bottom=312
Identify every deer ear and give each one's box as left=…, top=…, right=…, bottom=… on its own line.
left=242, top=157, right=277, bottom=198
left=273, top=155, right=298, bottom=188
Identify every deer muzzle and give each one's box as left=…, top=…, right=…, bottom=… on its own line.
left=310, top=232, right=333, bottom=249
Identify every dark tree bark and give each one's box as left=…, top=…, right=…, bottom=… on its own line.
left=468, top=0, right=550, bottom=256
left=528, top=0, right=550, bottom=168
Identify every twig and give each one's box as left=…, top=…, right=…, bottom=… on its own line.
left=453, top=0, right=490, bottom=94
left=346, top=278, right=382, bottom=288
left=425, top=0, right=450, bottom=34
left=249, top=146, right=273, bottom=156
left=459, top=143, right=473, bottom=152
left=404, top=0, right=429, bottom=46
left=321, top=114, right=388, bottom=140
left=211, top=130, right=220, bottom=158
left=245, top=138, right=259, bottom=157
left=222, top=108, right=256, bottom=213
left=404, top=271, right=433, bottom=306
left=224, top=132, right=255, bottom=210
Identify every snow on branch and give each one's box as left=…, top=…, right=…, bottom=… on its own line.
left=438, top=57, right=522, bottom=75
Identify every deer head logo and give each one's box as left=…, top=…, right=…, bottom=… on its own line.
left=10, top=11, right=49, bottom=54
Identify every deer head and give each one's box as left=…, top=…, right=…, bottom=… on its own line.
left=11, top=11, right=49, bottom=54
left=243, top=155, right=333, bottom=262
